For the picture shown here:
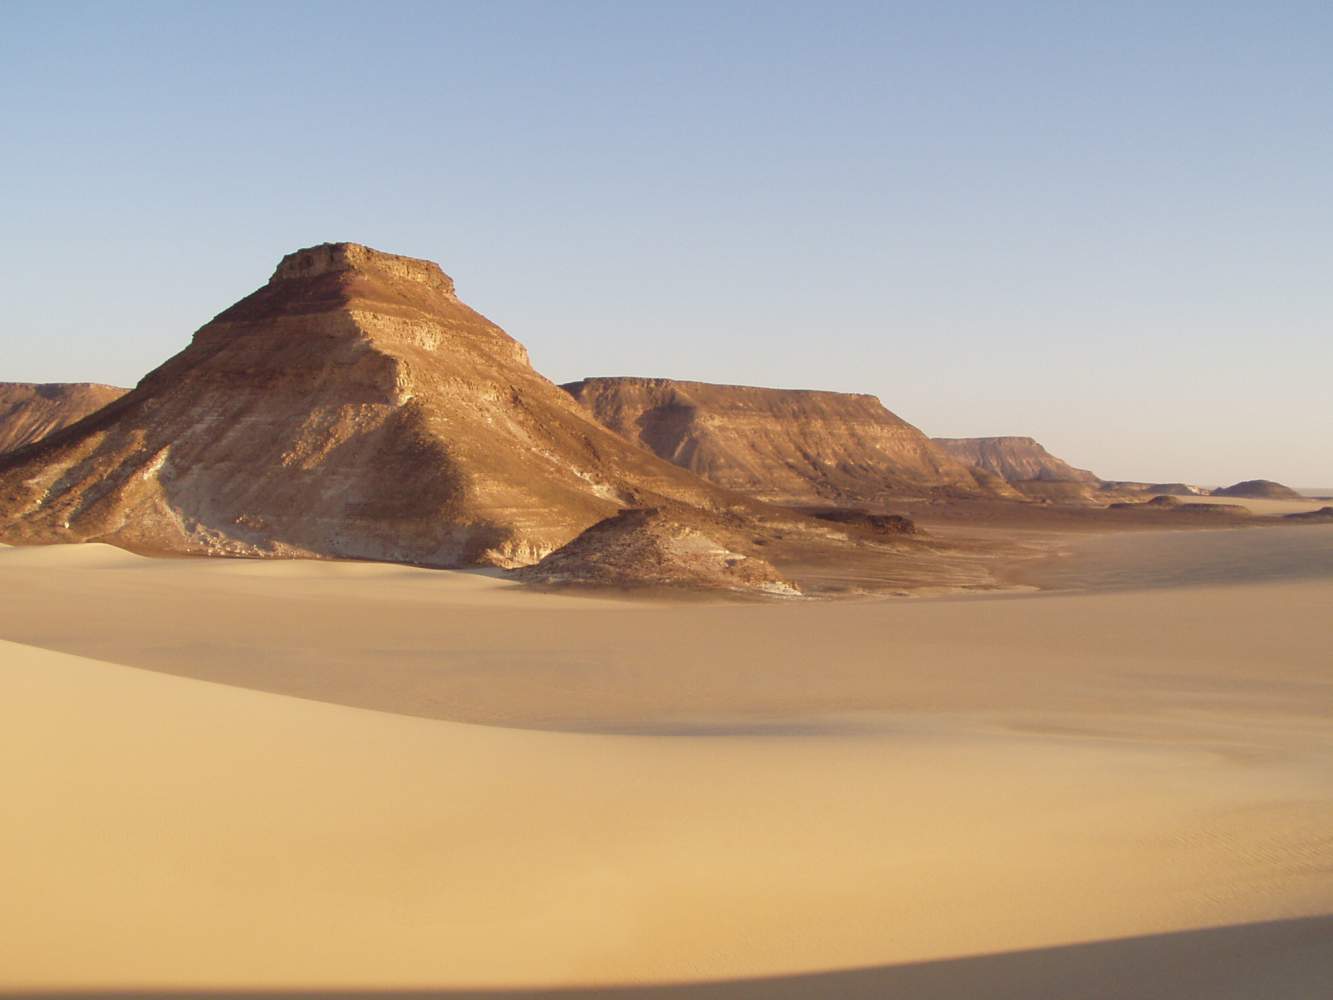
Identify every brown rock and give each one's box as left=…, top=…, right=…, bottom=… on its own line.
left=514, top=506, right=800, bottom=595
left=0, top=383, right=126, bottom=455
left=562, top=377, right=1010, bottom=505
left=1213, top=479, right=1303, bottom=500
left=931, top=436, right=1100, bottom=484
left=0, top=244, right=762, bottom=568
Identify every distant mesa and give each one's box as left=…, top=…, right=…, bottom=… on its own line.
left=931, top=436, right=1099, bottom=486
left=515, top=506, right=799, bottom=595
left=0, top=382, right=127, bottom=455
left=1213, top=479, right=1302, bottom=500
left=562, top=377, right=1012, bottom=506
left=0, top=243, right=772, bottom=572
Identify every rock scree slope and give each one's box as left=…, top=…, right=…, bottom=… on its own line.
left=0, top=382, right=126, bottom=455
left=562, top=377, right=1009, bottom=505
left=0, top=243, right=773, bottom=568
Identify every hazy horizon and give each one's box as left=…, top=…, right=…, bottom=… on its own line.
left=3, top=2, right=1330, bottom=486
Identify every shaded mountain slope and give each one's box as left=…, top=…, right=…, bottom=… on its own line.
left=0, top=382, right=126, bottom=454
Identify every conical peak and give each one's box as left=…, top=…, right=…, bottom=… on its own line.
left=270, top=242, right=456, bottom=297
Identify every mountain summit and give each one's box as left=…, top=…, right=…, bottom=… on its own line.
left=0, top=243, right=742, bottom=566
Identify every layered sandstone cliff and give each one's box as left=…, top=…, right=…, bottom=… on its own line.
left=0, top=383, right=126, bottom=454
left=562, top=378, right=1009, bottom=505
left=931, top=436, right=1100, bottom=485
left=0, top=244, right=763, bottom=568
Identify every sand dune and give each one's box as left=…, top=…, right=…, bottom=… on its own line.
left=12, top=917, right=1333, bottom=998
left=1, top=533, right=1331, bottom=994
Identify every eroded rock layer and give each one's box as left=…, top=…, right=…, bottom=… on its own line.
left=562, top=378, right=1007, bottom=505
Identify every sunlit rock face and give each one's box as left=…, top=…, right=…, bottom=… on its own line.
left=564, top=377, right=1008, bottom=505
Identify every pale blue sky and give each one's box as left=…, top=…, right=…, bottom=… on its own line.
left=3, top=2, right=1330, bottom=485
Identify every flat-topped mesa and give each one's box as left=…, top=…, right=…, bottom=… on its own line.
left=563, top=376, right=1006, bottom=504
left=932, top=435, right=1101, bottom=485
left=270, top=242, right=456, bottom=297
left=205, top=241, right=530, bottom=368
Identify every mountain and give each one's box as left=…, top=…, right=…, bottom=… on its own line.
left=1213, top=479, right=1303, bottom=500
left=931, top=436, right=1100, bottom=485
left=0, top=383, right=126, bottom=454
left=0, top=243, right=763, bottom=567
left=561, top=377, right=1010, bottom=505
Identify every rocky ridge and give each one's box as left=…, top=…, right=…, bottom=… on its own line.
left=563, top=377, right=1011, bottom=506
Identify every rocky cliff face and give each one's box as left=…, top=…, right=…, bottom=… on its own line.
left=0, top=383, right=126, bottom=454
left=0, top=244, right=757, bottom=567
left=562, top=378, right=1008, bottom=505
left=931, top=436, right=1100, bottom=485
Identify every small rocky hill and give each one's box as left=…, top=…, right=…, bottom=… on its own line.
left=515, top=506, right=799, bottom=595
left=0, top=383, right=126, bottom=454
left=931, top=435, right=1100, bottom=484
left=1213, top=480, right=1302, bottom=500
left=563, top=377, right=1010, bottom=505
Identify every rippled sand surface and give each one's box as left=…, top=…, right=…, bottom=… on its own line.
left=1, top=534, right=1330, bottom=996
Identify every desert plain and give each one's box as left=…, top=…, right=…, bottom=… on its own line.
left=2, top=497, right=1331, bottom=999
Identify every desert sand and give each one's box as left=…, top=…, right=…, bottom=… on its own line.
left=2, top=528, right=1331, bottom=998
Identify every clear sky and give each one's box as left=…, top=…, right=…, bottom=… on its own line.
left=3, top=2, right=1330, bottom=486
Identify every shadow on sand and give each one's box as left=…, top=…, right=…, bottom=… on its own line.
left=8, top=915, right=1331, bottom=1000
